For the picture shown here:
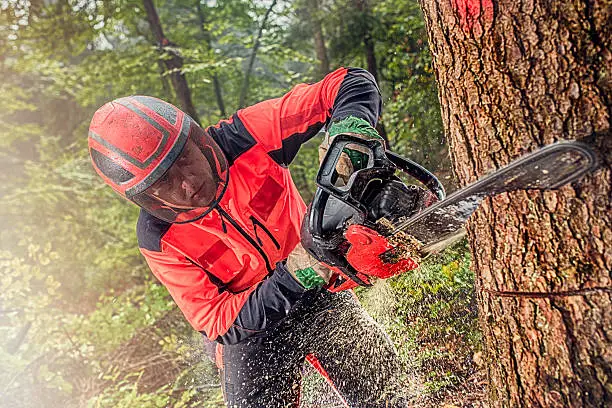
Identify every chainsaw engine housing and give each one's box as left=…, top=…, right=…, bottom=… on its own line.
left=362, top=179, right=433, bottom=231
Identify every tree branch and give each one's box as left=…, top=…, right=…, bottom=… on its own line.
left=238, top=0, right=278, bottom=108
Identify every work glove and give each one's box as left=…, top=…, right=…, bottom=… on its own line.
left=286, top=243, right=334, bottom=289
left=318, top=116, right=384, bottom=183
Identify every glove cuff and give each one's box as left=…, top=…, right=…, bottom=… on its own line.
left=294, top=267, right=326, bottom=289
left=328, top=116, right=382, bottom=140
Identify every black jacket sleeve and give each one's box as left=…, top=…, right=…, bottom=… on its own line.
left=215, top=262, right=306, bottom=345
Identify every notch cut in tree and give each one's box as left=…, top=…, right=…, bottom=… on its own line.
left=419, top=0, right=611, bottom=406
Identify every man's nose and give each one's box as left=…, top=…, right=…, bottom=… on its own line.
left=181, top=178, right=199, bottom=195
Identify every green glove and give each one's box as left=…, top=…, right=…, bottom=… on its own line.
left=294, top=267, right=326, bottom=289
left=286, top=243, right=331, bottom=289
left=327, top=116, right=383, bottom=170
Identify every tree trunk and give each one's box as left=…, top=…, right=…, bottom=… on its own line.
left=195, top=0, right=226, bottom=117
left=352, top=0, right=391, bottom=148
left=306, top=0, right=330, bottom=77
left=142, top=0, right=200, bottom=124
left=157, top=60, right=173, bottom=100
left=238, top=0, right=278, bottom=108
left=5, top=321, right=31, bottom=354
left=420, top=1, right=611, bottom=407
left=352, top=0, right=379, bottom=82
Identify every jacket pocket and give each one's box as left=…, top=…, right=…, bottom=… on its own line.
left=196, top=239, right=250, bottom=283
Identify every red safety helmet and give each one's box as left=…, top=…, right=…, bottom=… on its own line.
left=88, top=96, right=228, bottom=223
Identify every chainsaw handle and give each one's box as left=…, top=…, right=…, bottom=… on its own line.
left=317, top=134, right=393, bottom=209
left=301, top=188, right=372, bottom=288
left=385, top=151, right=446, bottom=201
left=317, top=133, right=446, bottom=205
left=308, top=188, right=328, bottom=244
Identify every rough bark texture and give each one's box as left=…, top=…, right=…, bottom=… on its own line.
left=419, top=1, right=611, bottom=406
left=142, top=0, right=200, bottom=124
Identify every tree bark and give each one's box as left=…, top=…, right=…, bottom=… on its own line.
left=238, top=0, right=278, bottom=108
left=142, top=0, right=200, bottom=124
left=420, top=0, right=611, bottom=407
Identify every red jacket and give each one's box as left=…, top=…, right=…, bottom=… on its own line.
left=137, top=67, right=382, bottom=344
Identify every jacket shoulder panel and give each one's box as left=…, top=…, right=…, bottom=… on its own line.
left=206, top=114, right=256, bottom=166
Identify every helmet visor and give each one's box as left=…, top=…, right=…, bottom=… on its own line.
left=132, top=125, right=229, bottom=223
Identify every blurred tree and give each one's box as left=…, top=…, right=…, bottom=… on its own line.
left=195, top=0, right=226, bottom=117
left=142, top=0, right=199, bottom=123
left=352, top=0, right=378, bottom=82
left=238, top=0, right=278, bottom=108
left=305, top=0, right=331, bottom=77
left=374, top=0, right=449, bottom=177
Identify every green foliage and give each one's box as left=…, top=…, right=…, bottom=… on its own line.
left=374, top=0, right=449, bottom=175
left=70, top=281, right=173, bottom=354
left=1, top=0, right=464, bottom=405
left=356, top=241, right=481, bottom=399
left=86, top=373, right=198, bottom=408
left=386, top=241, right=481, bottom=394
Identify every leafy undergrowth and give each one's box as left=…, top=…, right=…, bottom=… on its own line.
left=358, top=239, right=486, bottom=407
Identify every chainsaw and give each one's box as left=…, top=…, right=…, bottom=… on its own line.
left=300, top=134, right=598, bottom=292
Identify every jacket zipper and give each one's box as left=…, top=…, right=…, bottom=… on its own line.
left=250, top=215, right=281, bottom=250
left=216, top=206, right=274, bottom=274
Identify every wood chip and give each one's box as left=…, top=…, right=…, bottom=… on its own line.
left=375, top=218, right=424, bottom=264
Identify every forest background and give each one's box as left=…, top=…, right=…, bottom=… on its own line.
left=0, top=0, right=484, bottom=406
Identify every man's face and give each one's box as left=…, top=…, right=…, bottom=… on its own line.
left=148, top=138, right=217, bottom=209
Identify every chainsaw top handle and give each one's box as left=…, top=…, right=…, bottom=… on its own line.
left=317, top=133, right=446, bottom=210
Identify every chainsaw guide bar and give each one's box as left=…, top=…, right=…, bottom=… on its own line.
left=389, top=141, right=598, bottom=249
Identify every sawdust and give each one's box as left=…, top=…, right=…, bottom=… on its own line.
left=375, top=218, right=424, bottom=265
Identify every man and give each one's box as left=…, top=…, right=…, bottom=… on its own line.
left=88, top=67, right=412, bottom=407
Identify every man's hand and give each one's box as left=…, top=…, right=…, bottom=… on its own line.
left=286, top=243, right=334, bottom=288
left=318, top=116, right=385, bottom=184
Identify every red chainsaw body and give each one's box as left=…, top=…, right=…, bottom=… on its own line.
left=323, top=225, right=419, bottom=293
